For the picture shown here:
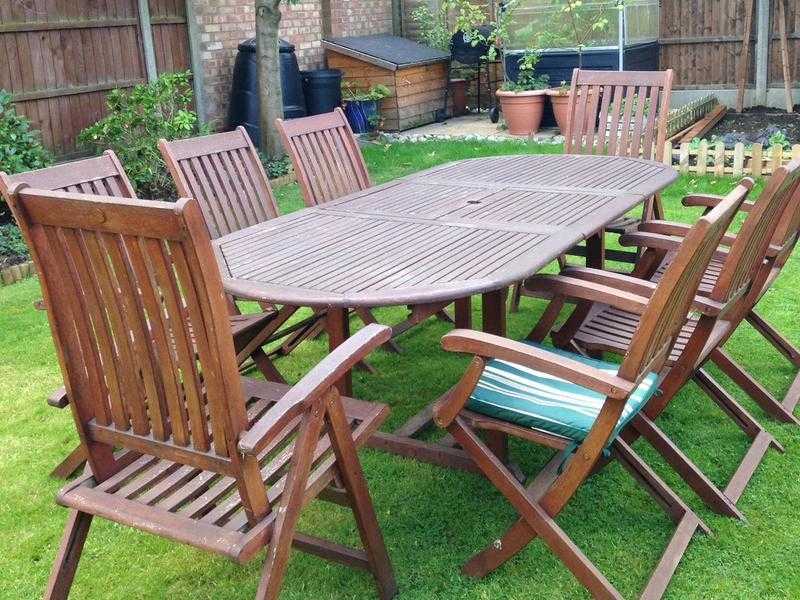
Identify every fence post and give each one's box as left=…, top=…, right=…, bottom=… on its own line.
left=698, top=139, right=709, bottom=175
left=733, top=143, right=745, bottom=177
left=714, top=143, right=725, bottom=177
left=185, top=0, right=207, bottom=123
left=663, top=141, right=673, bottom=166
left=752, top=144, right=763, bottom=177
left=679, top=142, right=690, bottom=174
left=137, top=0, right=158, bottom=82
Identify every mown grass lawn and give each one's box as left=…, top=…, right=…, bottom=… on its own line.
left=1, top=139, right=799, bottom=599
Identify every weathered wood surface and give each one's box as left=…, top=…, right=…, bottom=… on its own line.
left=0, top=0, right=190, bottom=157
left=216, top=155, right=677, bottom=308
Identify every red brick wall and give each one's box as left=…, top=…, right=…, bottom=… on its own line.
left=191, top=0, right=393, bottom=127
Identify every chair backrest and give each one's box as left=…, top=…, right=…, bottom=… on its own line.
left=4, top=185, right=250, bottom=485
left=711, top=160, right=800, bottom=307
left=769, top=165, right=800, bottom=269
left=159, top=127, right=279, bottom=239
left=618, top=181, right=750, bottom=383
left=564, top=69, right=674, bottom=162
left=276, top=107, right=371, bottom=207
left=0, top=150, right=136, bottom=198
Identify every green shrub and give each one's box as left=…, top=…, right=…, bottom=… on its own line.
left=0, top=90, right=51, bottom=222
left=79, top=71, right=207, bottom=200
left=0, top=223, right=29, bottom=269
left=261, top=154, right=291, bottom=179
left=0, top=90, right=51, bottom=176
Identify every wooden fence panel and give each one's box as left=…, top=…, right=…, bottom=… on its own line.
left=0, top=0, right=189, bottom=158
left=659, top=0, right=754, bottom=88
left=768, top=0, right=800, bottom=86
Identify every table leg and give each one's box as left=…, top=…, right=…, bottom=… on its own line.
left=327, top=307, right=352, bottom=396
left=481, top=288, right=509, bottom=463
left=455, top=297, right=472, bottom=329
left=482, top=288, right=507, bottom=336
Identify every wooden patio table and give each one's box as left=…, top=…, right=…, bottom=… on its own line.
left=215, top=154, right=677, bottom=471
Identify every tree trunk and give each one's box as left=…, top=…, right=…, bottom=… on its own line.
left=256, top=0, right=284, bottom=157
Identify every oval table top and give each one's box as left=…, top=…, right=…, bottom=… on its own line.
left=215, top=154, right=677, bottom=308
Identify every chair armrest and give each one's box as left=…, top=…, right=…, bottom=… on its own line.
left=48, top=387, right=69, bottom=409
left=524, top=274, right=650, bottom=315
left=618, top=231, right=683, bottom=253
left=441, top=330, right=636, bottom=400
left=639, top=220, right=738, bottom=248
left=560, top=267, right=724, bottom=317
left=683, top=193, right=755, bottom=213
left=238, top=324, right=391, bottom=456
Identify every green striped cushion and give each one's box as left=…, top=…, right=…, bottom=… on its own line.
left=467, top=342, right=658, bottom=443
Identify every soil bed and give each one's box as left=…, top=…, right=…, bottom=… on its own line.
left=707, top=105, right=800, bottom=146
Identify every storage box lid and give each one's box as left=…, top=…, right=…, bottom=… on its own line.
left=323, top=35, right=450, bottom=71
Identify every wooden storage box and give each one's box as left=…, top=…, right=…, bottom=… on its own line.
left=323, top=35, right=450, bottom=131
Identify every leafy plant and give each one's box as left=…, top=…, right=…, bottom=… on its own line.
left=261, top=154, right=291, bottom=179
left=501, top=50, right=550, bottom=92
left=768, top=130, right=791, bottom=151
left=0, top=91, right=51, bottom=176
left=0, top=223, right=29, bottom=269
left=341, top=83, right=392, bottom=102
left=411, top=5, right=451, bottom=51
left=78, top=71, right=207, bottom=200
left=0, top=90, right=51, bottom=221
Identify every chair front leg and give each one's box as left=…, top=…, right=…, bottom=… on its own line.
left=449, top=417, right=623, bottom=599
left=44, top=510, right=93, bottom=600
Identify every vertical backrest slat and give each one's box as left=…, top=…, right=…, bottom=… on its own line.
left=277, top=108, right=372, bottom=207
left=566, top=70, right=673, bottom=161
left=159, top=128, right=279, bottom=239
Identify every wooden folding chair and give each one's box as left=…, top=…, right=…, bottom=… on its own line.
left=0, top=153, right=300, bottom=478
left=432, top=182, right=746, bottom=599
left=512, top=69, right=674, bottom=311
left=159, top=128, right=327, bottom=360
left=671, top=178, right=800, bottom=422
left=528, top=164, right=799, bottom=519
left=276, top=108, right=453, bottom=352
left=5, top=186, right=397, bottom=600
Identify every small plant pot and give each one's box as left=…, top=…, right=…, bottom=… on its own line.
left=496, top=89, right=546, bottom=136
left=450, top=79, right=468, bottom=116
left=344, top=99, right=379, bottom=134
left=546, top=88, right=597, bottom=135
left=547, top=89, right=571, bottom=133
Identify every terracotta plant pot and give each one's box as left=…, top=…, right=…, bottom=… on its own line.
left=546, top=88, right=598, bottom=135
left=547, top=89, right=571, bottom=133
left=496, top=89, right=546, bottom=136
left=449, top=78, right=468, bottom=117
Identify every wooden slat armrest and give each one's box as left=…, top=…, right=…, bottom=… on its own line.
left=683, top=193, right=755, bottom=213
left=560, top=267, right=659, bottom=297
left=238, top=324, right=391, bottom=456
left=441, top=330, right=636, bottom=400
left=48, top=386, right=69, bottom=409
left=524, top=275, right=650, bottom=315
left=560, top=267, right=724, bottom=316
left=619, top=231, right=684, bottom=252
left=639, top=220, right=738, bottom=248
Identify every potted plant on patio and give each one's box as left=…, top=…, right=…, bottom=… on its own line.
left=495, top=49, right=549, bottom=136
left=341, top=83, right=392, bottom=134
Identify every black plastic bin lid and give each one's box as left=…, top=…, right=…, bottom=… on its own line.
left=238, top=38, right=295, bottom=53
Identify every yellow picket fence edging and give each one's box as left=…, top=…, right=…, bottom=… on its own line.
left=663, top=140, right=800, bottom=177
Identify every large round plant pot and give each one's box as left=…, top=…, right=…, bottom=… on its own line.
left=496, top=89, right=546, bottom=136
